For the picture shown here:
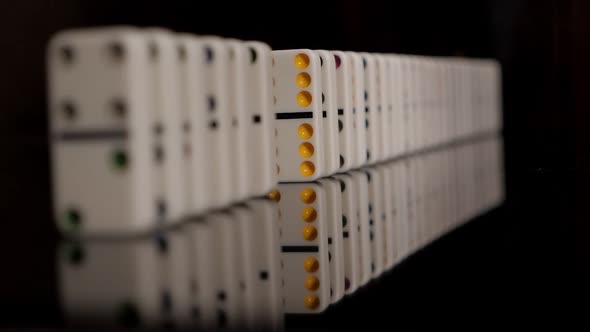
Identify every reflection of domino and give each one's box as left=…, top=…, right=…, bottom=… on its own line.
left=330, top=174, right=359, bottom=295
left=318, top=177, right=345, bottom=304
left=184, top=220, right=216, bottom=329
left=350, top=171, right=371, bottom=285
left=364, top=167, right=385, bottom=277
left=209, top=212, right=240, bottom=329
left=270, top=182, right=330, bottom=313
left=330, top=51, right=354, bottom=172
left=246, top=199, right=283, bottom=330
left=58, top=236, right=164, bottom=327
left=272, top=50, right=324, bottom=181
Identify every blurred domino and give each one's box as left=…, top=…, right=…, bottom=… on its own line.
left=48, top=27, right=155, bottom=235
left=176, top=35, right=208, bottom=215
left=200, top=37, right=233, bottom=208
left=244, top=41, right=277, bottom=196
left=146, top=29, right=186, bottom=222
left=364, top=168, right=385, bottom=277
left=209, top=212, right=240, bottom=329
left=226, top=40, right=250, bottom=201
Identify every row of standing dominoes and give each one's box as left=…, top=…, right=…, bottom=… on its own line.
left=47, top=27, right=502, bottom=236
left=269, top=136, right=504, bottom=313
left=48, top=27, right=277, bottom=235
left=58, top=198, right=283, bottom=330
left=271, top=50, right=501, bottom=182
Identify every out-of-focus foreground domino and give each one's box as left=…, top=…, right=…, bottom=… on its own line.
left=270, top=182, right=330, bottom=313
left=48, top=27, right=156, bottom=235
left=364, top=167, right=385, bottom=277
left=200, top=37, right=233, bottom=209
left=244, top=41, right=277, bottom=197
left=177, top=34, right=208, bottom=216
left=146, top=29, right=186, bottom=224
left=225, top=40, right=250, bottom=202
left=272, top=49, right=325, bottom=181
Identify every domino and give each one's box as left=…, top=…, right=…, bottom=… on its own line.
left=330, top=51, right=354, bottom=172
left=345, top=52, right=368, bottom=168
left=272, top=49, right=325, bottom=181
left=225, top=40, right=250, bottom=201
left=329, top=174, right=359, bottom=295
left=375, top=55, right=390, bottom=161
left=48, top=27, right=156, bottom=235
left=376, top=55, right=393, bottom=160
left=145, top=29, right=186, bottom=223
left=200, top=37, right=233, bottom=208
left=359, top=53, right=381, bottom=164
left=315, top=50, right=340, bottom=175
left=318, top=177, right=345, bottom=303
left=270, top=182, right=330, bottom=313
left=58, top=235, right=167, bottom=328
left=243, top=41, right=277, bottom=197
left=176, top=34, right=208, bottom=215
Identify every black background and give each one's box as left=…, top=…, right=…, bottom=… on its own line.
left=0, top=0, right=588, bottom=328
